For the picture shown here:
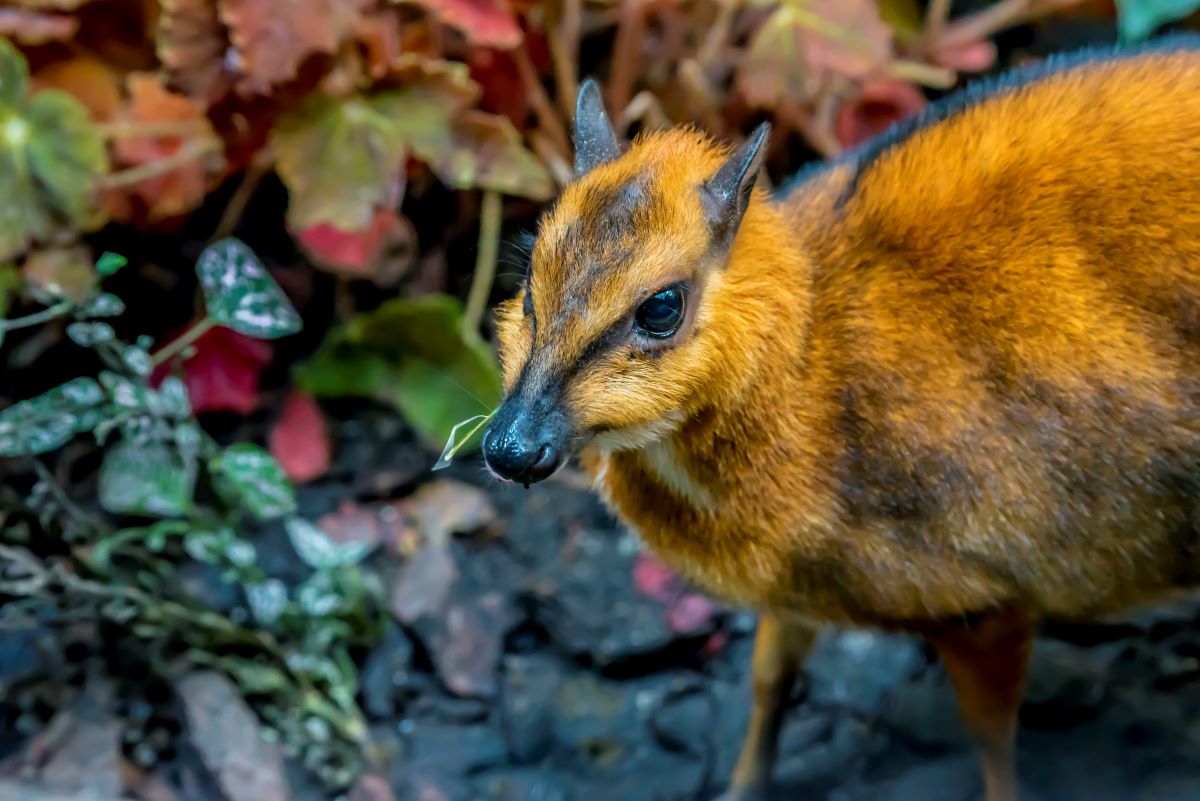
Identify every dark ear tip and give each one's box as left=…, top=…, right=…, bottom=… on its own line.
left=576, top=78, right=602, bottom=113
left=751, top=121, right=771, bottom=146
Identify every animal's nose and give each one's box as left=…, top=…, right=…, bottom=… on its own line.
left=482, top=424, right=562, bottom=485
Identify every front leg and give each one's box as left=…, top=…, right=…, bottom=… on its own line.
left=924, top=608, right=1034, bottom=801
left=720, top=614, right=818, bottom=801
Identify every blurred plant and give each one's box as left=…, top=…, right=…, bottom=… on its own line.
left=0, top=238, right=382, bottom=790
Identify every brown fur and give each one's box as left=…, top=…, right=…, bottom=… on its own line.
left=494, top=41, right=1200, bottom=799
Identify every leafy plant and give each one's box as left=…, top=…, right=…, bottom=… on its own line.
left=0, top=238, right=380, bottom=790
left=294, top=293, right=502, bottom=452
left=1116, top=0, right=1200, bottom=41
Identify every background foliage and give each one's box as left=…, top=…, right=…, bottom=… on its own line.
left=3, top=0, right=1200, bottom=798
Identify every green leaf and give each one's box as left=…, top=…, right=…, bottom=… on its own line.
left=0, top=265, right=19, bottom=320
left=1116, top=0, right=1200, bottom=41
left=96, top=252, right=127, bottom=276
left=99, top=371, right=188, bottom=418
left=195, top=238, right=301, bottom=339
left=24, top=91, right=108, bottom=225
left=0, top=39, right=28, bottom=110
left=294, top=294, right=501, bottom=450
left=245, top=579, right=289, bottom=626
left=98, top=439, right=196, bottom=516
left=210, top=443, right=297, bottom=520
left=76, top=291, right=126, bottom=318
left=285, top=517, right=370, bottom=571
left=273, top=94, right=410, bottom=231
left=0, top=377, right=105, bottom=457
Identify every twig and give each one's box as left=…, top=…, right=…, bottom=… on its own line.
left=211, top=156, right=270, bottom=243
left=608, top=0, right=649, bottom=127
left=151, top=317, right=215, bottom=367
left=697, top=1, right=735, bottom=68
left=96, top=120, right=214, bottom=139
left=0, top=544, right=48, bottom=596
left=0, top=301, right=72, bottom=333
left=514, top=45, right=572, bottom=159
left=888, top=59, right=957, bottom=89
left=95, top=139, right=221, bottom=191
left=937, top=0, right=1086, bottom=52
left=463, top=191, right=502, bottom=337
left=923, top=0, right=953, bottom=42
left=547, top=0, right=582, bottom=119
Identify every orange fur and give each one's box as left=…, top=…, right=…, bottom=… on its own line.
left=492, top=40, right=1200, bottom=800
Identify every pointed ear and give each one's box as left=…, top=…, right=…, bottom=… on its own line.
left=701, top=122, right=770, bottom=247
left=574, top=78, right=621, bottom=176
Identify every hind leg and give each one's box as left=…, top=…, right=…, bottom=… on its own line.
left=719, top=614, right=818, bottom=801
left=925, top=608, right=1034, bottom=801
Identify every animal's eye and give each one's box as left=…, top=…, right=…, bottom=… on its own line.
left=635, top=285, right=685, bottom=338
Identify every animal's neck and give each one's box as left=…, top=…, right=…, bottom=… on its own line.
left=633, top=190, right=820, bottom=507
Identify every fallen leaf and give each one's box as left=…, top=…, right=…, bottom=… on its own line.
left=107, top=73, right=219, bottom=222
left=157, top=0, right=235, bottom=104
left=390, top=535, right=458, bottom=624
left=219, top=0, right=368, bottom=96
left=438, top=110, right=553, bottom=200
left=31, top=57, right=121, bottom=120
left=294, top=206, right=417, bottom=283
left=177, top=672, right=292, bottom=801
left=317, top=500, right=384, bottom=551
left=667, top=593, right=717, bottom=635
left=410, top=0, right=523, bottom=49
left=401, top=479, right=497, bottom=541
left=425, top=591, right=512, bottom=697
left=22, top=245, right=95, bottom=304
left=269, top=391, right=331, bottom=483
left=835, top=77, right=926, bottom=150
left=355, top=8, right=405, bottom=79
left=0, top=8, right=78, bottom=44
left=151, top=325, right=273, bottom=415
left=468, top=47, right=527, bottom=125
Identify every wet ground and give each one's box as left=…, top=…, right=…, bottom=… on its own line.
left=4, top=409, right=1200, bottom=801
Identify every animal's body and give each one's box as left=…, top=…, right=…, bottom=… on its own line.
left=482, top=37, right=1200, bottom=801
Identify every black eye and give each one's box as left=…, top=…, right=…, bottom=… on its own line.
left=635, top=285, right=685, bottom=338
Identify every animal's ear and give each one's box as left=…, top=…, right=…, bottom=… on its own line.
left=574, top=78, right=621, bottom=176
left=701, top=122, right=770, bottom=247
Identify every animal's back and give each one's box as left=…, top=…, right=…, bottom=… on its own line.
left=774, top=40, right=1200, bottom=623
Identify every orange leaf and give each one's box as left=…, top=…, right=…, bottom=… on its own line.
left=409, top=0, right=522, bottom=50
left=107, top=73, right=219, bottom=223
left=32, top=57, right=121, bottom=120
left=219, top=0, right=368, bottom=96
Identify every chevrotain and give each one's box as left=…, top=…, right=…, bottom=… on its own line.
left=482, top=37, right=1200, bottom=801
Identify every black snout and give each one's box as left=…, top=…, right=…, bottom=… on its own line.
left=482, top=403, right=568, bottom=486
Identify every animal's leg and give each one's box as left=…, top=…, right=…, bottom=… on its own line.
left=719, top=614, right=818, bottom=801
left=926, top=608, right=1034, bottom=801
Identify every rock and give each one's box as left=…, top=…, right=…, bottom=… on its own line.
left=473, top=768, right=573, bottom=801
left=883, top=668, right=971, bottom=752
left=361, top=625, right=416, bottom=720
left=0, top=629, right=45, bottom=694
left=349, top=774, right=395, bottom=801
left=832, top=754, right=979, bottom=801
left=806, top=629, right=926, bottom=717
left=1021, top=640, right=1117, bottom=731
left=420, top=590, right=515, bottom=699
left=774, top=716, right=883, bottom=788
left=0, top=782, right=122, bottom=801
left=177, top=671, right=292, bottom=801
left=40, top=717, right=122, bottom=799
left=500, top=654, right=563, bottom=763
left=403, top=722, right=506, bottom=775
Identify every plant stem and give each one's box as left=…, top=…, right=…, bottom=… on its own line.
left=0, top=301, right=73, bottom=332
left=463, top=191, right=502, bottom=337
left=151, top=317, right=216, bottom=367
left=95, top=139, right=221, bottom=191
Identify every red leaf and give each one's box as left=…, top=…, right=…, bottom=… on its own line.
left=413, top=0, right=522, bottom=49
left=633, top=552, right=678, bottom=602
left=468, top=47, right=527, bottom=124
left=152, top=325, right=273, bottom=415
left=835, top=77, right=927, bottom=150
left=269, top=392, right=331, bottom=483
left=294, top=206, right=414, bottom=283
